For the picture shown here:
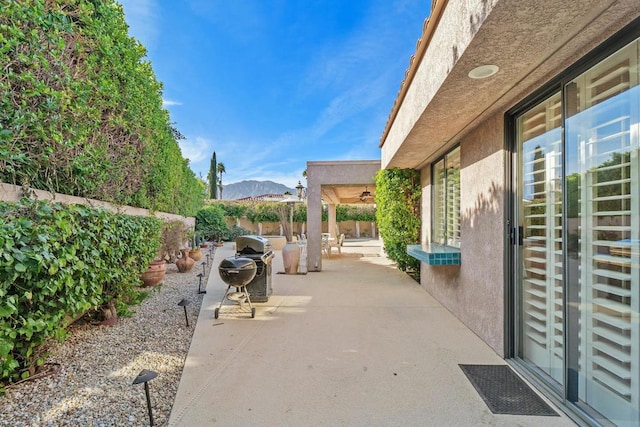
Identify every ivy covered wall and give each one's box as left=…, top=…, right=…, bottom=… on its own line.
left=0, top=0, right=203, bottom=215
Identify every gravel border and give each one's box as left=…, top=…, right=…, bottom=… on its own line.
left=0, top=254, right=215, bottom=427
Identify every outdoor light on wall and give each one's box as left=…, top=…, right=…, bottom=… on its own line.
left=132, top=369, right=158, bottom=426
left=468, top=64, right=499, bottom=79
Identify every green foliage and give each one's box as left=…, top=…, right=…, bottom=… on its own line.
left=292, top=204, right=307, bottom=223
left=336, top=205, right=376, bottom=222
left=217, top=201, right=248, bottom=219
left=195, top=205, right=228, bottom=240
left=375, top=168, right=421, bottom=272
left=0, top=199, right=161, bottom=385
left=209, top=152, right=217, bottom=199
left=222, top=225, right=249, bottom=241
left=0, top=0, right=203, bottom=215
left=245, top=202, right=280, bottom=223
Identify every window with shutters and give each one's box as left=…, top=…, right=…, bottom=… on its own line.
left=432, top=146, right=460, bottom=248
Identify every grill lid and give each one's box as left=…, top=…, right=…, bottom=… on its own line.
left=218, top=256, right=256, bottom=271
left=236, top=235, right=272, bottom=254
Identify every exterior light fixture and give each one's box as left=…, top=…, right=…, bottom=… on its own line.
left=197, top=272, right=206, bottom=294
left=296, top=181, right=304, bottom=200
left=206, top=253, right=211, bottom=267
left=468, top=64, right=499, bottom=79
left=177, top=298, right=191, bottom=326
left=132, top=369, right=158, bottom=426
left=201, top=261, right=207, bottom=277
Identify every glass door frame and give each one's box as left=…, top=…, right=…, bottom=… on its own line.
left=504, top=17, right=640, bottom=425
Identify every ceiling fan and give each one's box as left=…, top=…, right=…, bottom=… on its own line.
left=358, top=186, right=373, bottom=203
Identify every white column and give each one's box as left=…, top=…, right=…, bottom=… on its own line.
left=328, top=204, right=337, bottom=238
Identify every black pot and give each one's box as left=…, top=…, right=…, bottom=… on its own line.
left=218, top=257, right=257, bottom=287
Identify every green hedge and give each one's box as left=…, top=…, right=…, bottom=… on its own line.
left=0, top=0, right=204, bottom=216
left=375, top=168, right=421, bottom=272
left=0, top=199, right=160, bottom=386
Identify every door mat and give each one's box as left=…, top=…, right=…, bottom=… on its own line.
left=459, top=364, right=558, bottom=416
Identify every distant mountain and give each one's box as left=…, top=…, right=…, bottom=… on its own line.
left=222, top=180, right=294, bottom=200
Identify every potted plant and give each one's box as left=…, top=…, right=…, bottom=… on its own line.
left=185, top=229, right=202, bottom=261
left=199, top=231, right=209, bottom=248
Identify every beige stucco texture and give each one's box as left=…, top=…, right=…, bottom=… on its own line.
left=382, top=0, right=640, bottom=358
left=420, top=114, right=505, bottom=355
left=382, top=0, right=640, bottom=170
left=306, top=160, right=380, bottom=272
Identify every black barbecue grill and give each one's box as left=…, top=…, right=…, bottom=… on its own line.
left=235, top=236, right=274, bottom=303
left=216, top=256, right=257, bottom=319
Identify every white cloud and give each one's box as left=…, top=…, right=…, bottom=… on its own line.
left=162, top=99, right=182, bottom=107
left=179, top=136, right=211, bottom=164
left=118, top=0, right=160, bottom=50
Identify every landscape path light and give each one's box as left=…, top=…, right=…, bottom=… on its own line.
left=197, top=272, right=206, bottom=294
left=177, top=298, right=191, bottom=327
left=132, top=369, right=158, bottom=426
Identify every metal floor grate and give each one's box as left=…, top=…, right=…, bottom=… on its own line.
left=459, top=364, right=559, bottom=416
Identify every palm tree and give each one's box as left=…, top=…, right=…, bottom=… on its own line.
left=217, top=162, right=226, bottom=199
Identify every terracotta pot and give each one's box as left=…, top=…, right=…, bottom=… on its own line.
left=282, top=242, right=300, bottom=275
left=189, top=248, right=202, bottom=261
left=176, top=249, right=195, bottom=272
left=141, top=260, right=166, bottom=287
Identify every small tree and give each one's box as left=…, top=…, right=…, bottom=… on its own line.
left=209, top=152, right=218, bottom=199
left=217, top=162, right=226, bottom=199
left=375, top=168, right=421, bottom=272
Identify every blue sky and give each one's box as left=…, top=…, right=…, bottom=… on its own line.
left=118, top=0, right=429, bottom=192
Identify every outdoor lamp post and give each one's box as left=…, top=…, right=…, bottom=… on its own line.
left=280, top=181, right=305, bottom=242
left=296, top=180, right=304, bottom=200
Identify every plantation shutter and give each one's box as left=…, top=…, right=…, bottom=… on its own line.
left=571, top=42, right=640, bottom=422
left=518, top=92, right=564, bottom=383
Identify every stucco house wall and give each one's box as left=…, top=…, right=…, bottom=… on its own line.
left=419, top=113, right=505, bottom=355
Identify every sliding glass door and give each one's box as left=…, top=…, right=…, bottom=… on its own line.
left=514, top=38, right=640, bottom=426
left=515, top=91, right=564, bottom=386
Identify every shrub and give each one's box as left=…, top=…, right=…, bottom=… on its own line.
left=222, top=226, right=249, bottom=242
left=245, top=202, right=280, bottom=223
left=195, top=205, right=228, bottom=240
left=375, top=168, right=421, bottom=272
left=0, top=199, right=160, bottom=386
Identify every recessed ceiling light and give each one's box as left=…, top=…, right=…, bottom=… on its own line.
left=468, top=64, right=499, bottom=79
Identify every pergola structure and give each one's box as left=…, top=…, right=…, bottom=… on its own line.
left=305, top=160, right=380, bottom=272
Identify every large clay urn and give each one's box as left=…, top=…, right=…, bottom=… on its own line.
left=140, top=260, right=167, bottom=287
left=282, top=242, right=300, bottom=275
left=176, top=249, right=195, bottom=272
left=189, top=248, right=202, bottom=261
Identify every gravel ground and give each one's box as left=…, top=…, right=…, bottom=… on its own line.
left=0, top=253, right=215, bottom=427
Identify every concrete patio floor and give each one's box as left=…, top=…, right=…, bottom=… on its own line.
left=168, top=240, right=576, bottom=426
